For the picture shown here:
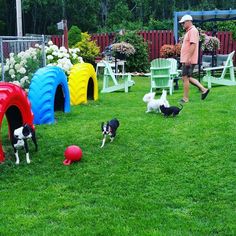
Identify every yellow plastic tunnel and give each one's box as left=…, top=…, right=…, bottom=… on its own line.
left=68, top=63, right=98, bottom=105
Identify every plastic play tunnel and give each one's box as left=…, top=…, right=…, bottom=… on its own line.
left=0, top=82, right=34, bottom=162
left=28, top=66, right=70, bottom=125
left=68, top=63, right=98, bottom=105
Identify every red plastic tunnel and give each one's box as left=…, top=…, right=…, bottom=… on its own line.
left=0, top=82, right=34, bottom=162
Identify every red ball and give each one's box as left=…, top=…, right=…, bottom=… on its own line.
left=63, top=145, right=83, bottom=165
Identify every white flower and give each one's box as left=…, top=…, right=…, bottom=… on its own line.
left=60, top=46, right=68, bottom=53
left=4, top=65, right=9, bottom=71
left=47, top=55, right=54, bottom=60
left=51, top=45, right=59, bottom=51
left=9, top=57, right=15, bottom=64
left=15, top=63, right=21, bottom=70
left=9, top=53, right=14, bottom=58
left=20, top=60, right=27, bottom=66
left=9, top=68, right=15, bottom=75
left=57, top=52, right=64, bottom=58
left=11, top=81, right=21, bottom=86
left=35, top=43, right=40, bottom=48
left=20, top=76, right=28, bottom=85
left=11, top=74, right=16, bottom=79
left=52, top=51, right=58, bottom=57
left=48, top=41, right=53, bottom=46
left=78, top=57, right=84, bottom=63
left=19, top=67, right=26, bottom=74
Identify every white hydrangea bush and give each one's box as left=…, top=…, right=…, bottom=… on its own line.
left=0, top=48, right=42, bottom=90
left=0, top=41, right=83, bottom=90
left=45, top=41, right=83, bottom=74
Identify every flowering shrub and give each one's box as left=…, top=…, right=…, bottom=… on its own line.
left=0, top=41, right=83, bottom=91
left=46, top=41, right=82, bottom=74
left=160, top=44, right=181, bottom=58
left=174, top=43, right=181, bottom=57
left=111, top=41, right=135, bottom=56
left=0, top=48, right=42, bottom=90
left=160, top=44, right=175, bottom=58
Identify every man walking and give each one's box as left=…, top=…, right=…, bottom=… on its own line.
left=179, top=14, right=210, bottom=103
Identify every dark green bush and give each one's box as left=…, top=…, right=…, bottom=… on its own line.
left=68, top=26, right=82, bottom=47
left=116, top=31, right=149, bottom=72
left=200, top=21, right=236, bottom=40
left=147, top=17, right=173, bottom=30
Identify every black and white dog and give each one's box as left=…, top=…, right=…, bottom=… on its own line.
left=101, top=118, right=120, bottom=148
left=12, top=124, right=38, bottom=164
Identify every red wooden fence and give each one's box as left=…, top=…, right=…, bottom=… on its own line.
left=51, top=35, right=63, bottom=47
left=91, top=30, right=236, bottom=64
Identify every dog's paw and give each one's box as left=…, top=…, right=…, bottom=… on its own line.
left=26, top=159, right=31, bottom=164
left=15, top=161, right=20, bottom=165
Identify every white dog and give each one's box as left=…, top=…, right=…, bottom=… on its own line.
left=143, top=90, right=170, bottom=113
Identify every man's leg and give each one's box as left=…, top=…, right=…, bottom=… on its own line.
left=182, top=75, right=190, bottom=102
left=189, top=77, right=208, bottom=93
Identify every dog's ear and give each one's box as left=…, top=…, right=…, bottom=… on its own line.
left=101, top=122, right=104, bottom=131
left=22, top=125, right=30, bottom=137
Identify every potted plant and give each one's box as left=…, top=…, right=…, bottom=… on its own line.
left=111, top=41, right=135, bottom=60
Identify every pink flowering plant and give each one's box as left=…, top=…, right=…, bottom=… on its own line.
left=201, top=35, right=220, bottom=52
left=198, top=28, right=220, bottom=52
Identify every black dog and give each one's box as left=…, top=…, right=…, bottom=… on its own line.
left=12, top=124, right=38, bottom=164
left=101, top=118, right=120, bottom=148
left=160, top=104, right=183, bottom=117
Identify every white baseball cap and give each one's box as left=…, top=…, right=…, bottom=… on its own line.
left=179, top=14, right=193, bottom=23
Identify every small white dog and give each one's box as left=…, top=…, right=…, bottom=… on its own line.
left=143, top=90, right=170, bottom=113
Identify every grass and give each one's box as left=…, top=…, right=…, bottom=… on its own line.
left=0, top=77, right=236, bottom=235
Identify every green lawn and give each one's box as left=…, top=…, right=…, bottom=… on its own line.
left=0, top=77, right=236, bottom=235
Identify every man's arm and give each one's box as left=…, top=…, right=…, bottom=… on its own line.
left=186, top=43, right=196, bottom=65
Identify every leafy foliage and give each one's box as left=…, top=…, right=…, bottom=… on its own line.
left=68, top=25, right=82, bottom=48
left=147, top=18, right=173, bottom=30
left=116, top=31, right=149, bottom=72
left=200, top=20, right=236, bottom=40
left=75, top=32, right=100, bottom=64
left=2, top=0, right=236, bottom=35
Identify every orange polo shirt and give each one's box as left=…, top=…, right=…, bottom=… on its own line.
left=180, top=25, right=199, bottom=65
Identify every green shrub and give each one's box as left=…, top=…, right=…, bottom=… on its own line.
left=68, top=26, right=82, bottom=48
left=201, top=21, right=236, bottom=40
left=147, top=17, right=173, bottom=30
left=75, top=32, right=100, bottom=64
left=116, top=31, right=149, bottom=72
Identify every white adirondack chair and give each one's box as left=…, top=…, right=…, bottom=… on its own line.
left=202, top=51, right=236, bottom=88
left=101, top=61, right=135, bottom=93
